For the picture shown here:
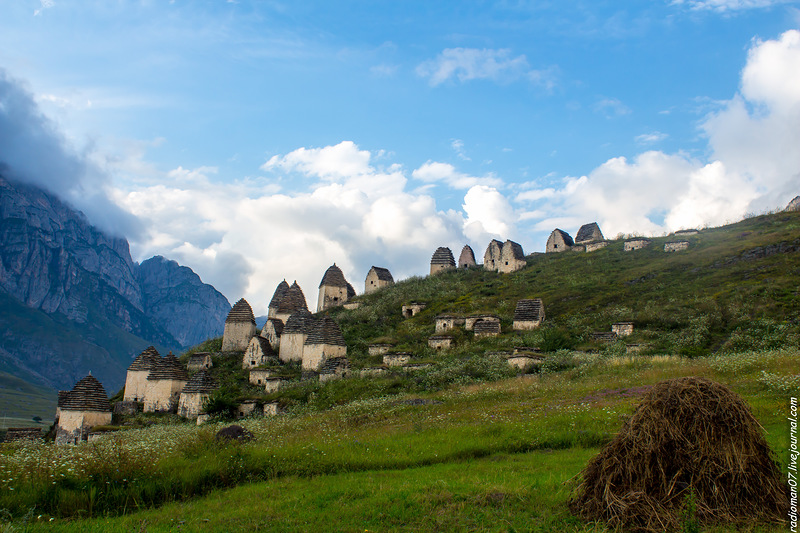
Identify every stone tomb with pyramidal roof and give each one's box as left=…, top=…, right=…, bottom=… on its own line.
left=513, top=298, right=545, bottom=330
left=458, top=245, right=476, bottom=268
left=365, top=266, right=394, bottom=294
left=56, top=374, right=112, bottom=444
left=279, top=308, right=315, bottom=363
left=243, top=336, right=278, bottom=369
left=435, top=314, right=466, bottom=333
left=260, top=317, right=284, bottom=351
left=430, top=246, right=456, bottom=275
left=178, top=370, right=217, bottom=420
left=575, top=222, right=604, bottom=245
left=187, top=352, right=213, bottom=372
left=465, top=314, right=500, bottom=330
left=303, top=316, right=347, bottom=371
left=317, top=263, right=354, bottom=312
left=474, top=319, right=501, bottom=337
left=428, top=335, right=453, bottom=350
left=222, top=298, right=257, bottom=351
left=144, top=352, right=189, bottom=413
left=268, top=280, right=290, bottom=318
left=484, top=239, right=526, bottom=273
left=546, top=229, right=574, bottom=253
left=319, top=356, right=350, bottom=383
left=124, top=346, right=160, bottom=402
left=273, top=281, right=309, bottom=323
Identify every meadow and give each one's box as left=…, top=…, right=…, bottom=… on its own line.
left=0, top=348, right=796, bottom=532
left=2, top=211, right=798, bottom=531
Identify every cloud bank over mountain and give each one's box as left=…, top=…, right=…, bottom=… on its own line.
left=2, top=30, right=799, bottom=314
left=0, top=70, right=140, bottom=238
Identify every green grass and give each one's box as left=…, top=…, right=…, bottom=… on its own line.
left=1, top=349, right=796, bottom=532
left=327, top=211, right=800, bottom=370
left=3, top=212, right=800, bottom=531
left=26, top=449, right=601, bottom=533
left=0, top=372, right=56, bottom=431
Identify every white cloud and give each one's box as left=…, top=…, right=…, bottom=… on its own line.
left=416, top=48, right=557, bottom=88
left=740, top=29, right=800, bottom=110
left=33, top=0, right=54, bottom=16
left=451, top=139, right=470, bottom=161
left=594, top=97, right=631, bottom=118
left=370, top=64, right=398, bottom=77
left=671, top=0, right=792, bottom=11
left=117, top=143, right=505, bottom=314
left=0, top=69, right=140, bottom=238
left=703, top=29, right=800, bottom=210
left=635, top=131, right=668, bottom=144
left=515, top=30, right=800, bottom=242
left=412, top=161, right=503, bottom=189
left=262, top=141, right=372, bottom=181
left=462, top=185, right=516, bottom=242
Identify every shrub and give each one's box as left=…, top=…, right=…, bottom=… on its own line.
left=539, top=328, right=575, bottom=352
left=202, top=387, right=239, bottom=420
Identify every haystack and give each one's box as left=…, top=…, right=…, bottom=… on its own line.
left=569, top=377, right=788, bottom=531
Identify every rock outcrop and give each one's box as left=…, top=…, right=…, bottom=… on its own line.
left=0, top=174, right=230, bottom=393
left=137, top=256, right=229, bottom=347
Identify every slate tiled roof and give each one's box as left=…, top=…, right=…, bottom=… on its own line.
left=181, top=370, right=217, bottom=394
left=147, top=352, right=189, bottom=381
left=188, top=353, right=211, bottom=366
left=319, top=357, right=349, bottom=375
left=346, top=282, right=356, bottom=299
left=592, top=332, right=618, bottom=343
left=370, top=266, right=394, bottom=282
left=276, top=282, right=308, bottom=314
left=226, top=298, right=256, bottom=325
left=319, top=264, right=348, bottom=288
left=265, top=318, right=284, bottom=336
left=514, top=299, right=545, bottom=321
left=458, top=245, right=476, bottom=267
left=474, top=320, right=501, bottom=334
left=268, top=280, right=290, bottom=309
left=127, top=346, right=160, bottom=371
left=575, top=222, right=604, bottom=244
left=3, top=428, right=43, bottom=442
left=304, top=316, right=347, bottom=347
left=430, top=247, right=455, bottom=266
left=249, top=335, right=277, bottom=357
left=552, top=229, right=574, bottom=246
left=503, top=240, right=525, bottom=259
left=57, top=375, right=111, bottom=412
left=282, top=308, right=315, bottom=334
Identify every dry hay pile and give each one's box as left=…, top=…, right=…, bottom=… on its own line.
left=569, top=376, right=788, bottom=531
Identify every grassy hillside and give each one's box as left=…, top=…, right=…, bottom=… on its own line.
left=0, top=371, right=56, bottom=433
left=332, top=211, right=800, bottom=363
left=3, top=348, right=796, bottom=532
left=177, top=211, right=800, bottom=416
left=0, top=288, right=176, bottom=419
left=1, top=212, right=798, bottom=531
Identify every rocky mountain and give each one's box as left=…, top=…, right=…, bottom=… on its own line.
left=137, top=255, right=232, bottom=348
left=0, top=174, right=230, bottom=393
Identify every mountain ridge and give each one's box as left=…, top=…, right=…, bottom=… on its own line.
left=0, top=174, right=231, bottom=403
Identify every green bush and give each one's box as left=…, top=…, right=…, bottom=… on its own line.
left=539, top=328, right=575, bottom=352
left=202, top=387, right=239, bottom=420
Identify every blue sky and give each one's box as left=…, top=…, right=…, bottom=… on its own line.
left=1, top=0, right=799, bottom=313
